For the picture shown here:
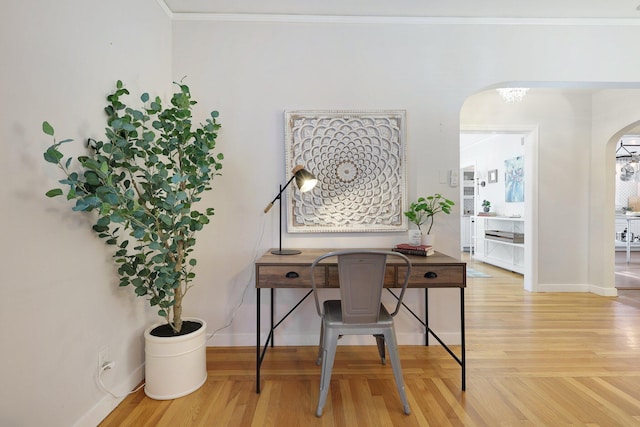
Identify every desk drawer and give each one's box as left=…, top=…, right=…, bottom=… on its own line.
left=257, top=265, right=325, bottom=288
left=327, top=266, right=395, bottom=287
left=399, top=265, right=464, bottom=287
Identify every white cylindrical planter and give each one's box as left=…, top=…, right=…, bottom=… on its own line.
left=144, top=318, right=207, bottom=400
left=408, top=230, right=422, bottom=245
left=422, top=234, right=434, bottom=247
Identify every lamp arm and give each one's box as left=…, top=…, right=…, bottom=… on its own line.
left=263, top=174, right=296, bottom=213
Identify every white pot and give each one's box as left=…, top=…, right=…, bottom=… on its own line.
left=422, top=234, right=434, bottom=246
left=144, top=318, right=207, bottom=400
left=408, top=230, right=422, bottom=245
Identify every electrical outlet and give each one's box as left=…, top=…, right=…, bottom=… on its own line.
left=98, top=346, right=110, bottom=371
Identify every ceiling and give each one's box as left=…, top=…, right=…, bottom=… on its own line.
left=163, top=0, right=640, bottom=19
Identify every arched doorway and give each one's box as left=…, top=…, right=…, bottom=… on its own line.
left=461, top=86, right=640, bottom=296
left=612, top=126, right=640, bottom=290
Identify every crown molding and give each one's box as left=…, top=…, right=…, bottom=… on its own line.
left=169, top=13, right=640, bottom=26
left=156, top=0, right=174, bottom=19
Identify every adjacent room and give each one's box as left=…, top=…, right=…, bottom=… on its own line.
left=3, top=1, right=640, bottom=425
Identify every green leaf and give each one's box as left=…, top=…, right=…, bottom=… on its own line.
left=111, top=213, right=125, bottom=223
left=104, top=193, right=119, bottom=205
left=133, top=228, right=145, bottom=239
left=85, top=171, right=100, bottom=186
left=149, top=241, right=163, bottom=250
left=42, top=121, right=54, bottom=136
left=44, top=148, right=63, bottom=164
left=141, top=92, right=149, bottom=103
left=45, top=188, right=63, bottom=198
left=72, top=199, right=89, bottom=211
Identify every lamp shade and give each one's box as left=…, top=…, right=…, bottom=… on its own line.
left=292, top=165, right=317, bottom=193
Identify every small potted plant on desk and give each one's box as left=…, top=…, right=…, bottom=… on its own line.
left=404, top=194, right=455, bottom=246
left=42, top=80, right=224, bottom=400
left=482, top=200, right=491, bottom=213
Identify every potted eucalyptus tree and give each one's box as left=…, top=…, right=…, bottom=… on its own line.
left=43, top=80, right=223, bottom=399
left=404, top=194, right=455, bottom=246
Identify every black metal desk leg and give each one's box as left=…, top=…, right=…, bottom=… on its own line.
left=270, top=288, right=275, bottom=347
left=461, top=287, right=466, bottom=391
left=424, top=288, right=429, bottom=346
left=256, top=288, right=261, bottom=393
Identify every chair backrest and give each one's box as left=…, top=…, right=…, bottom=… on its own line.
left=310, top=250, right=412, bottom=323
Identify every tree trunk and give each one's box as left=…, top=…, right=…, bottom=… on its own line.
left=173, top=288, right=183, bottom=333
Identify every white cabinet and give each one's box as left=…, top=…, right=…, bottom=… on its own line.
left=473, top=216, right=524, bottom=274
left=461, top=171, right=475, bottom=216
left=460, top=170, right=475, bottom=252
left=615, top=216, right=640, bottom=250
left=615, top=215, right=640, bottom=263
left=461, top=216, right=471, bottom=251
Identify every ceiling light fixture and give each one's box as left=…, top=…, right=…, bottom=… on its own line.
left=496, top=88, right=530, bottom=104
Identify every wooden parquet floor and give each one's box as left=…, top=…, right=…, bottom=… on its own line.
left=100, top=256, right=640, bottom=426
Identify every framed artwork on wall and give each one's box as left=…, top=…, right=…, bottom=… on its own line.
left=488, top=169, right=498, bottom=183
left=284, top=110, right=408, bottom=232
left=505, top=156, right=524, bottom=202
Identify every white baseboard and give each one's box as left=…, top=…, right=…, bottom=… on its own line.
left=536, top=283, right=617, bottom=296
left=208, top=331, right=461, bottom=347
left=589, top=284, right=618, bottom=296
left=73, top=363, right=145, bottom=427
left=536, top=283, right=590, bottom=292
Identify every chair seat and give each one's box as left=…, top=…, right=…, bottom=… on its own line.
left=323, top=300, right=393, bottom=327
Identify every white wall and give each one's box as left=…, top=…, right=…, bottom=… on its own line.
left=171, top=16, right=640, bottom=351
left=0, top=1, right=171, bottom=425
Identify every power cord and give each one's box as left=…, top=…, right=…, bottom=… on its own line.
left=97, top=361, right=145, bottom=399
left=207, top=214, right=267, bottom=341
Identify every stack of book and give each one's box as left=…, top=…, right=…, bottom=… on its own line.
left=392, top=243, right=434, bottom=257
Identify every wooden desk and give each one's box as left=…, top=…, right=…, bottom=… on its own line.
left=255, top=248, right=467, bottom=393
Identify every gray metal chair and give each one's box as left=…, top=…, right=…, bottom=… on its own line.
left=310, top=250, right=412, bottom=417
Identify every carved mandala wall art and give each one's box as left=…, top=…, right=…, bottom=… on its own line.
left=285, top=110, right=407, bottom=233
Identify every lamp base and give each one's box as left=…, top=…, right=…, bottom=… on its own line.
left=270, top=249, right=302, bottom=255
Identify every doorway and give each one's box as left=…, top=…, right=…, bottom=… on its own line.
left=460, top=127, right=537, bottom=292
left=614, top=134, right=640, bottom=290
